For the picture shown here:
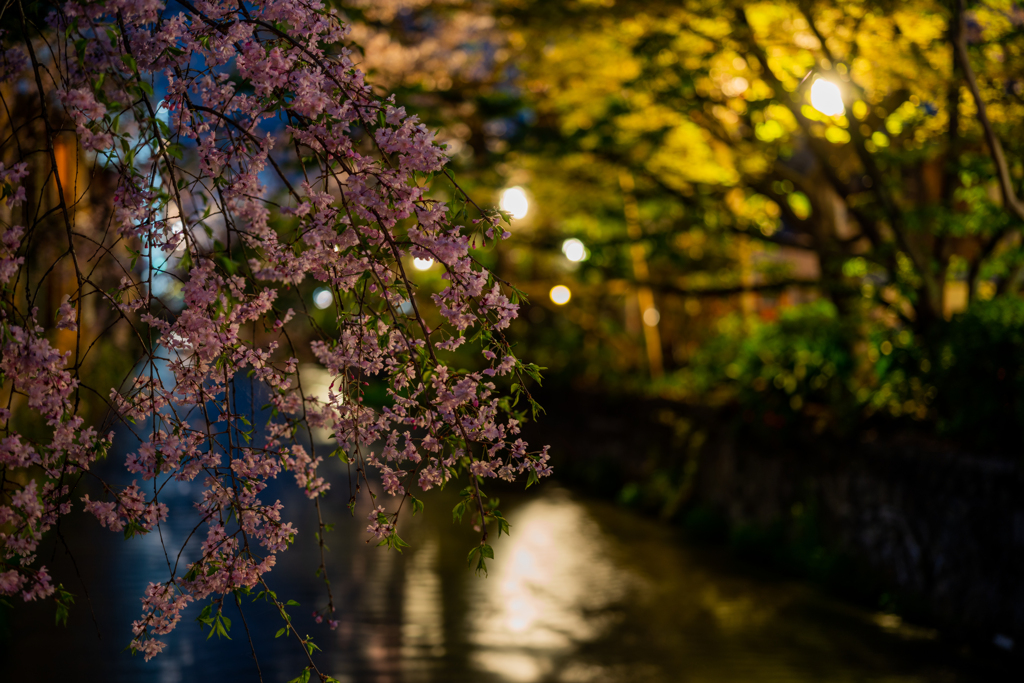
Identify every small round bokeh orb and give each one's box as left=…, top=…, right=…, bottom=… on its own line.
left=549, top=285, right=572, bottom=305
left=313, top=287, right=334, bottom=310
left=562, top=238, right=587, bottom=262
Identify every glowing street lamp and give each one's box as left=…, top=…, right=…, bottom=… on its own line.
left=500, top=186, right=529, bottom=220
left=549, top=285, right=571, bottom=305
left=561, top=238, right=587, bottom=263
left=810, top=79, right=844, bottom=117
left=412, top=257, right=434, bottom=271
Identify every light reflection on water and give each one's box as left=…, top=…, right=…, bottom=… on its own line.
left=0, top=483, right=998, bottom=682
left=468, top=491, right=629, bottom=682
left=403, top=536, right=446, bottom=668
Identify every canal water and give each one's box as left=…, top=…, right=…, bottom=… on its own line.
left=0, top=474, right=1008, bottom=682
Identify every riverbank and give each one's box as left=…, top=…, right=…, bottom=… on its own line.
left=523, top=388, right=1024, bottom=663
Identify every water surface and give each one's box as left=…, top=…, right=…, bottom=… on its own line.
left=2, top=476, right=1007, bottom=682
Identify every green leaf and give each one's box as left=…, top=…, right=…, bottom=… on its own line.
left=466, top=543, right=493, bottom=573
left=54, top=586, right=75, bottom=627
left=156, top=117, right=172, bottom=138
left=74, top=39, right=88, bottom=67
left=166, top=143, right=184, bottom=160
left=216, top=254, right=238, bottom=275
left=493, top=510, right=511, bottom=537
left=522, top=363, right=547, bottom=384
left=275, top=627, right=287, bottom=638
left=452, top=500, right=466, bottom=523
left=532, top=400, right=547, bottom=420
left=123, top=520, right=143, bottom=539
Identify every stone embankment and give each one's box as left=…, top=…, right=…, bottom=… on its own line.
left=528, top=390, right=1024, bottom=651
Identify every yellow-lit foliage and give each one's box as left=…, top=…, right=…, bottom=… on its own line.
left=349, top=0, right=1024, bottom=388
left=502, top=0, right=1024, bottom=341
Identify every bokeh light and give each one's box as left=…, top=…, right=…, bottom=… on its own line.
left=413, top=257, right=435, bottom=271
left=313, top=287, right=333, bottom=310
left=643, top=308, right=661, bottom=326
left=500, top=186, right=530, bottom=220
left=810, top=79, right=844, bottom=116
left=561, top=238, right=587, bottom=263
left=549, top=285, right=571, bottom=305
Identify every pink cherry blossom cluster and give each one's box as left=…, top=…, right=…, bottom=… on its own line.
left=0, top=39, right=27, bottom=84
left=0, top=307, right=114, bottom=604
left=1, top=0, right=549, bottom=667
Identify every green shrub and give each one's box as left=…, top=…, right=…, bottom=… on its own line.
left=672, top=301, right=858, bottom=430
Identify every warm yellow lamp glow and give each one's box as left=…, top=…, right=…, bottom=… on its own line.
left=642, top=307, right=660, bottom=326
left=810, top=79, right=844, bottom=116
left=412, top=257, right=434, bottom=271
left=549, top=285, right=571, bottom=305
left=500, top=186, right=529, bottom=220
left=561, top=238, right=587, bottom=263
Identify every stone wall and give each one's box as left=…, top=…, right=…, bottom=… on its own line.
left=696, top=433, right=1024, bottom=645
left=527, top=390, right=1024, bottom=647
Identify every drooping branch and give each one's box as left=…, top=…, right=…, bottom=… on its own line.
left=0, top=0, right=549, bottom=668
left=952, top=0, right=1024, bottom=224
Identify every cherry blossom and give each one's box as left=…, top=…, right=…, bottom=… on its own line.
left=0, top=0, right=548, bottom=669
